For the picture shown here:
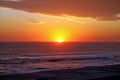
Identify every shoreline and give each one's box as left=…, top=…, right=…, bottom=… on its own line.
left=0, top=64, right=120, bottom=80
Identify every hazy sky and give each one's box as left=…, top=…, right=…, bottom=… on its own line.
left=0, top=0, right=120, bottom=42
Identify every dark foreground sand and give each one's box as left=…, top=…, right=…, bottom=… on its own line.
left=0, top=64, right=120, bottom=80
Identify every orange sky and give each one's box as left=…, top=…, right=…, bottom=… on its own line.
left=0, top=0, right=120, bottom=42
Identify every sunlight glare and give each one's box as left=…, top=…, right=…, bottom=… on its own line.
left=57, top=39, right=63, bottom=43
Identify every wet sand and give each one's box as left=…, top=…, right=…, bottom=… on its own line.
left=0, top=64, right=120, bottom=80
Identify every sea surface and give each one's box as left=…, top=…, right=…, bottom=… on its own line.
left=0, top=42, right=120, bottom=75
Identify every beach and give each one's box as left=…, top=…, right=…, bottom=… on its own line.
left=0, top=64, right=120, bottom=80
left=0, top=42, right=120, bottom=80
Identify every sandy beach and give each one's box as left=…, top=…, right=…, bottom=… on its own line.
left=0, top=64, right=120, bottom=80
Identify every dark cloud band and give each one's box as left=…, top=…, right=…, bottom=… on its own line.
left=0, top=0, right=120, bottom=20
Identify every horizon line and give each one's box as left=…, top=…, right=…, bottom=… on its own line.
left=0, top=41, right=120, bottom=43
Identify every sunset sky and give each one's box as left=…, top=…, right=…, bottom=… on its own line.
left=0, top=0, right=120, bottom=42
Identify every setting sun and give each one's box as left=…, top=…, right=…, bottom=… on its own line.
left=57, top=39, right=63, bottom=43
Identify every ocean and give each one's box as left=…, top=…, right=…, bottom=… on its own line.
left=0, top=42, right=120, bottom=75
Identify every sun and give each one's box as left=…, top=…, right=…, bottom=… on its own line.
left=57, top=39, right=63, bottom=43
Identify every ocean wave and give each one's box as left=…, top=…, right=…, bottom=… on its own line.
left=0, top=55, right=120, bottom=64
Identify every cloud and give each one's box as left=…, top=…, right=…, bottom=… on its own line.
left=0, top=0, right=120, bottom=21
left=1, top=0, right=21, bottom=2
left=26, top=19, right=46, bottom=24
